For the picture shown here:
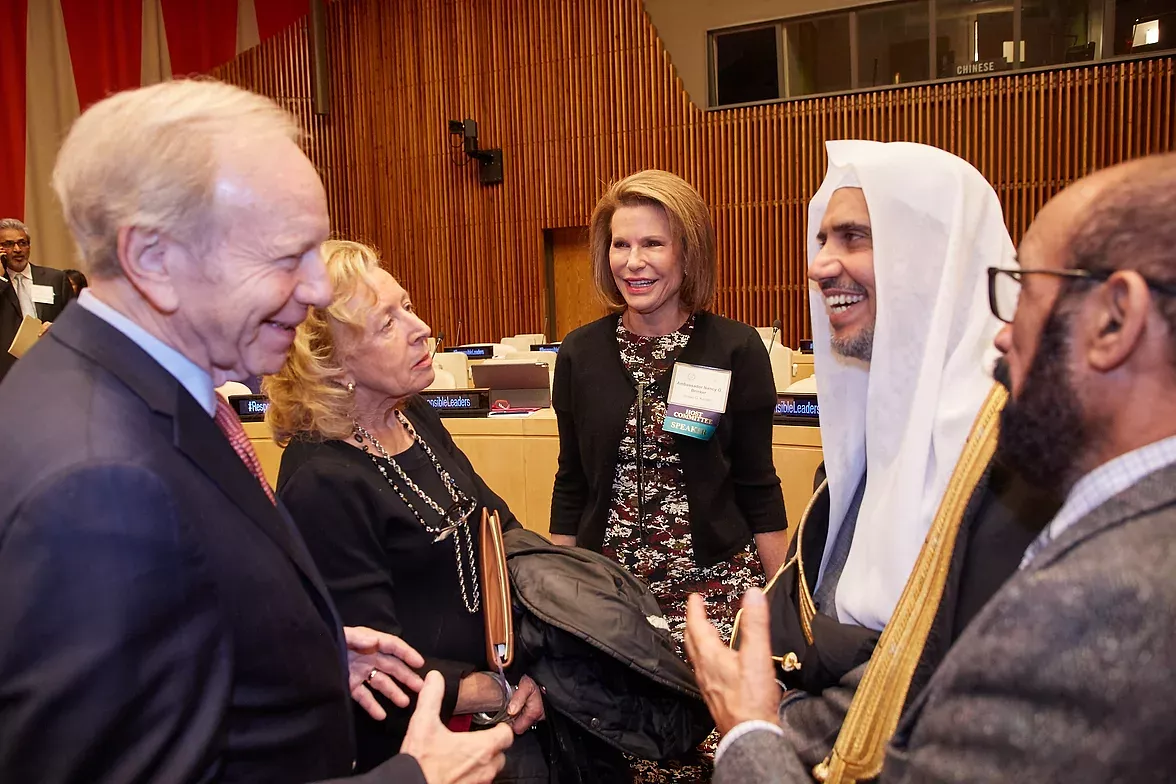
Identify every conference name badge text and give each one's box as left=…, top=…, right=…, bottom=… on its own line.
left=663, top=363, right=731, bottom=441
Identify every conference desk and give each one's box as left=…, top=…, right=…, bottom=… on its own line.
left=245, top=410, right=823, bottom=541
left=792, top=354, right=815, bottom=383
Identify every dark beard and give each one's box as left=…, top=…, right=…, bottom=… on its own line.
left=994, top=307, right=1088, bottom=498
left=831, top=326, right=874, bottom=362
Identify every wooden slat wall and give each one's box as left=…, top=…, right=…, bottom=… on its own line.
left=214, top=1, right=1176, bottom=347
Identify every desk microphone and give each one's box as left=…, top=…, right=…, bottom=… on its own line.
left=431, top=330, right=445, bottom=360
left=768, top=318, right=782, bottom=351
left=452, top=320, right=463, bottom=350
left=541, top=315, right=549, bottom=343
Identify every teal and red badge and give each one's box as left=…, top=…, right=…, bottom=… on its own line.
left=662, top=363, right=732, bottom=441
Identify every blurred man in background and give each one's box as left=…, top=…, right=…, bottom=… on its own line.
left=0, top=218, right=70, bottom=381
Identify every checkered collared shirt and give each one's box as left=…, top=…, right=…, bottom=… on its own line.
left=1020, top=435, right=1176, bottom=569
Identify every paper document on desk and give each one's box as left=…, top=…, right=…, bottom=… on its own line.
left=8, top=315, right=43, bottom=358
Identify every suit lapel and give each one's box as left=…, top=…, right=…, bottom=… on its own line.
left=171, top=392, right=336, bottom=620
left=0, top=277, right=19, bottom=319
left=1028, top=461, right=1176, bottom=573
left=0, top=266, right=55, bottom=320
left=49, top=306, right=340, bottom=633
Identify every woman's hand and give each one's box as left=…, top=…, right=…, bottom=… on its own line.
left=506, top=675, right=546, bottom=735
left=345, top=625, right=426, bottom=720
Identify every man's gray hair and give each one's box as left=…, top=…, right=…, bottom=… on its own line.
left=0, top=218, right=29, bottom=235
left=51, top=79, right=302, bottom=279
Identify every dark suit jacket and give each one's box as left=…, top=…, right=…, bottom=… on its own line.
left=0, top=263, right=72, bottom=382
left=0, top=305, right=425, bottom=783
left=715, top=461, right=1176, bottom=783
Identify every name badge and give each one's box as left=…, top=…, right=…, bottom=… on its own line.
left=31, top=284, right=55, bottom=305
left=662, top=362, right=732, bottom=441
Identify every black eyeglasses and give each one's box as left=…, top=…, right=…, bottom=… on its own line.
left=987, top=266, right=1176, bottom=324
left=0, top=238, right=30, bottom=251
left=431, top=498, right=478, bottom=543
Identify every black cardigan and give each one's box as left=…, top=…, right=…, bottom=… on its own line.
left=549, top=311, right=788, bottom=567
left=275, top=396, right=521, bottom=772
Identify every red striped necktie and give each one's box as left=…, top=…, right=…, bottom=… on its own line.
left=213, top=394, right=276, bottom=505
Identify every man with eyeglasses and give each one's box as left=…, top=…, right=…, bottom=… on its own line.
left=0, top=218, right=72, bottom=382
left=693, top=152, right=1176, bottom=782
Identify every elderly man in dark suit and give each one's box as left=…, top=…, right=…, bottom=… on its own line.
left=689, top=152, right=1176, bottom=783
left=0, top=218, right=72, bottom=382
left=0, top=80, right=511, bottom=784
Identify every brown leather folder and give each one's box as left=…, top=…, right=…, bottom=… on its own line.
left=479, top=508, right=513, bottom=669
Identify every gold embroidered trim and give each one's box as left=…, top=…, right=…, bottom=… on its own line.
left=818, top=383, right=1007, bottom=783
left=731, top=477, right=829, bottom=650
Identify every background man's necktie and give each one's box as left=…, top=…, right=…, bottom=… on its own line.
left=12, top=275, right=36, bottom=319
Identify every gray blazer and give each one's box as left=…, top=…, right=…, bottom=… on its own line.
left=715, top=461, right=1176, bottom=783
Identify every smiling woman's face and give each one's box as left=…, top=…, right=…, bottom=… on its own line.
left=336, top=268, right=435, bottom=402
left=608, top=203, right=686, bottom=323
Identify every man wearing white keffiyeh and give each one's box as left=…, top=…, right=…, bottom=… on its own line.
left=688, top=140, right=1060, bottom=778
left=807, top=141, right=1016, bottom=633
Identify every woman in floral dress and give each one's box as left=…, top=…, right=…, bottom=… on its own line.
left=549, top=170, right=790, bottom=782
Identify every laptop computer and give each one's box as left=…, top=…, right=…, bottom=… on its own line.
left=470, top=362, right=551, bottom=410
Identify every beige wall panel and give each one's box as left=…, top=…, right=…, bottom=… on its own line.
left=141, top=0, right=173, bottom=85
left=237, top=0, right=261, bottom=54
left=24, top=0, right=80, bottom=270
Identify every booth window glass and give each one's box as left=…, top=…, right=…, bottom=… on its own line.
left=707, top=0, right=1176, bottom=106
left=1021, top=0, right=1102, bottom=65
left=1112, top=0, right=1176, bottom=54
left=935, top=0, right=1017, bottom=77
left=857, top=1, right=932, bottom=87
left=713, top=25, right=781, bottom=106
left=784, top=14, right=853, bottom=97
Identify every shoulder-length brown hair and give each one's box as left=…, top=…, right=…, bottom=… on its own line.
left=588, top=169, right=716, bottom=313
left=262, top=239, right=382, bottom=446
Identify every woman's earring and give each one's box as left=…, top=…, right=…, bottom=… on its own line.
left=346, top=381, right=356, bottom=394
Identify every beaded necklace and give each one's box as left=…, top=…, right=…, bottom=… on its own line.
left=352, top=409, right=481, bottom=614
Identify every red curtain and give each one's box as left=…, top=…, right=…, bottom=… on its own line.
left=161, top=0, right=238, bottom=76
left=0, top=0, right=27, bottom=219
left=254, top=0, right=310, bottom=42
left=60, top=0, right=143, bottom=110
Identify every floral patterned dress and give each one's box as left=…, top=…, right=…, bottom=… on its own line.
left=602, top=316, right=765, bottom=783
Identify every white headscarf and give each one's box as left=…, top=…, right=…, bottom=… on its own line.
left=808, top=140, right=1015, bottom=632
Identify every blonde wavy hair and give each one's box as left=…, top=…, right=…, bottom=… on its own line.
left=589, top=169, right=716, bottom=313
left=263, top=239, right=383, bottom=446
